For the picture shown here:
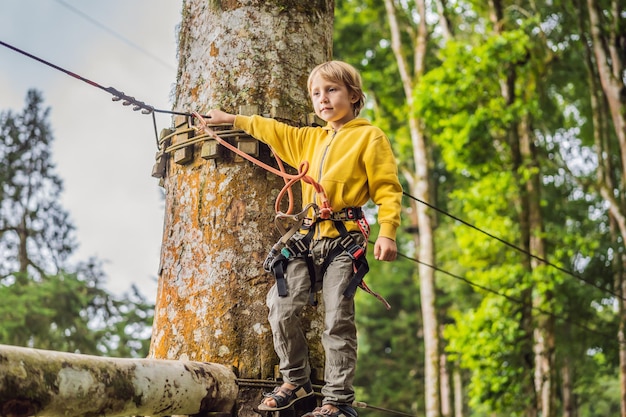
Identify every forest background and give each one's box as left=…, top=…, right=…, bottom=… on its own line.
left=1, top=1, right=624, bottom=417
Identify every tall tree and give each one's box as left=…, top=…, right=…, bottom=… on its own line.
left=0, top=89, right=74, bottom=281
left=0, top=90, right=154, bottom=358
left=417, top=1, right=623, bottom=415
left=334, top=0, right=442, bottom=414
left=149, top=1, right=333, bottom=415
left=382, top=1, right=441, bottom=416
left=579, top=0, right=626, bottom=414
left=484, top=1, right=556, bottom=415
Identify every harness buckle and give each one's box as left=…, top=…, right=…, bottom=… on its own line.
left=293, top=238, right=309, bottom=253
left=346, top=245, right=365, bottom=260
left=339, top=234, right=365, bottom=260
left=344, top=207, right=362, bottom=220
left=263, top=241, right=285, bottom=273
left=281, top=247, right=295, bottom=259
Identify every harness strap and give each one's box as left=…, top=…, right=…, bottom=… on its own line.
left=267, top=228, right=315, bottom=297
left=302, top=206, right=364, bottom=228
left=329, top=220, right=369, bottom=299
left=326, top=214, right=391, bottom=309
left=272, top=256, right=289, bottom=297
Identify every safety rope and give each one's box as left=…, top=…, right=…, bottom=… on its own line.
left=191, top=112, right=334, bottom=223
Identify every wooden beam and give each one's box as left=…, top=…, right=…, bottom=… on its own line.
left=0, top=344, right=237, bottom=417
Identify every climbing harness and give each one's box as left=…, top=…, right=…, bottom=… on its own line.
left=263, top=207, right=390, bottom=309
left=263, top=208, right=367, bottom=302
left=192, top=113, right=390, bottom=309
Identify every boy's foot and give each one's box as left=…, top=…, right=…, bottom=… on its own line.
left=257, top=381, right=314, bottom=411
left=301, top=404, right=357, bottom=417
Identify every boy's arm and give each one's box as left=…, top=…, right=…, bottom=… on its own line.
left=205, top=110, right=305, bottom=167
left=365, top=135, right=403, bottom=243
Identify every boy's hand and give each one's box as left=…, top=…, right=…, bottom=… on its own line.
left=373, top=237, right=397, bottom=261
left=207, top=109, right=236, bottom=124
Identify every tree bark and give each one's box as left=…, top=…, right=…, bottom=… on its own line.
left=586, top=0, right=626, bottom=243
left=586, top=0, right=626, bottom=189
left=0, top=344, right=237, bottom=417
left=440, top=351, right=451, bottom=417
left=561, top=347, right=575, bottom=417
left=149, top=1, right=333, bottom=416
left=453, top=365, right=464, bottom=417
left=518, top=114, right=555, bottom=417
left=581, top=2, right=626, bottom=414
left=618, top=235, right=626, bottom=417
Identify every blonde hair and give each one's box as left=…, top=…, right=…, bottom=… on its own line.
left=307, top=61, right=366, bottom=116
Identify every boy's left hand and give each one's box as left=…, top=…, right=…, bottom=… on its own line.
left=373, top=237, right=397, bottom=261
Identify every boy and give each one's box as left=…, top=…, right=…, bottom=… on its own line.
left=206, top=61, right=402, bottom=417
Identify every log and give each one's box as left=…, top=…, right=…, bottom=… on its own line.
left=0, top=344, right=237, bottom=417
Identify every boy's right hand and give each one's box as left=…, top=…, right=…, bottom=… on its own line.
left=206, top=109, right=236, bottom=124
left=374, top=236, right=397, bottom=261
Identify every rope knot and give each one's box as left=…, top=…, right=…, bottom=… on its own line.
left=319, top=206, right=332, bottom=220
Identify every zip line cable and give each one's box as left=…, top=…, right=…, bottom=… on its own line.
left=0, top=39, right=196, bottom=147
left=0, top=39, right=192, bottom=119
left=1, top=39, right=620, bottom=304
left=402, top=191, right=623, bottom=302
left=393, top=248, right=622, bottom=345
left=52, top=0, right=177, bottom=72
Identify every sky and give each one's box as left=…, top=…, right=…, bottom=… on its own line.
left=1, top=0, right=183, bottom=298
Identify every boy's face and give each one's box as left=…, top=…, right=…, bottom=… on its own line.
left=309, top=74, right=359, bottom=130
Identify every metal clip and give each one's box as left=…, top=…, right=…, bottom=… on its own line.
left=274, top=203, right=319, bottom=236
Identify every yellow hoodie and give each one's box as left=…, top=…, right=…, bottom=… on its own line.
left=234, top=115, right=402, bottom=241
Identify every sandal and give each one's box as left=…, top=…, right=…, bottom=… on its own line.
left=301, top=405, right=357, bottom=417
left=257, top=381, right=314, bottom=411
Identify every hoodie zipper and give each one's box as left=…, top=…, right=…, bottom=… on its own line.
left=315, top=130, right=337, bottom=240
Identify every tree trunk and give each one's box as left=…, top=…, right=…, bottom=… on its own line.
left=383, top=0, right=440, bottom=415
left=149, top=1, right=333, bottom=416
left=586, top=0, right=626, bottom=189
left=561, top=350, right=575, bottom=417
left=518, top=114, right=555, bottom=417
left=611, top=212, right=626, bottom=417
left=453, top=364, right=464, bottom=417
left=489, top=0, right=542, bottom=417
left=440, top=351, right=451, bottom=417
left=619, top=247, right=626, bottom=417
left=0, top=344, right=237, bottom=417
left=581, top=2, right=626, bottom=414
left=586, top=0, right=626, bottom=241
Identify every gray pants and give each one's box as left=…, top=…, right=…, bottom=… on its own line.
left=266, top=233, right=363, bottom=406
